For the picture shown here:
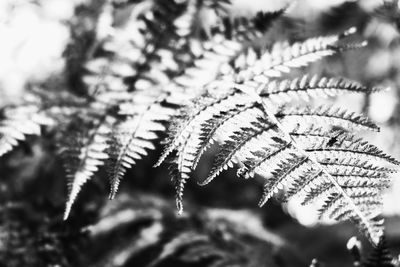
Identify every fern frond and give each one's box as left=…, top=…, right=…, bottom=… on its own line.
left=317, top=192, right=382, bottom=222
left=155, top=9, right=288, bottom=176
left=172, top=8, right=286, bottom=88
left=258, top=100, right=391, bottom=244
left=169, top=160, right=187, bottom=214
left=285, top=164, right=390, bottom=203
left=0, top=105, right=53, bottom=157
left=163, top=73, right=397, bottom=243
left=62, top=116, right=112, bottom=220
left=267, top=94, right=396, bottom=243
left=235, top=28, right=363, bottom=82
left=79, top=1, right=288, bottom=211
left=83, top=0, right=208, bottom=96
left=107, top=92, right=175, bottom=199
left=83, top=0, right=234, bottom=203
left=107, top=125, right=155, bottom=199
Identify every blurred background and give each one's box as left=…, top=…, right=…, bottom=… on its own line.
left=2, top=0, right=400, bottom=266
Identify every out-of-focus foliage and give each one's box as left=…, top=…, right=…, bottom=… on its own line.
left=0, top=192, right=304, bottom=267
left=0, top=201, right=86, bottom=267
left=84, top=193, right=303, bottom=267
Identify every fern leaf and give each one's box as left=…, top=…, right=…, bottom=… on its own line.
left=79, top=0, right=209, bottom=207
left=155, top=8, right=287, bottom=172
left=167, top=72, right=398, bottom=244
left=169, top=160, right=188, bottom=214
left=254, top=97, right=391, bottom=244
left=175, top=141, right=197, bottom=210
left=318, top=189, right=382, bottom=219
left=0, top=105, right=53, bottom=157
left=161, top=7, right=286, bottom=90
left=62, top=118, right=111, bottom=220
left=107, top=92, right=174, bottom=199
left=156, top=8, right=288, bottom=166
left=107, top=127, right=155, bottom=199
left=236, top=28, right=363, bottom=82
left=286, top=164, right=390, bottom=203
left=164, top=80, right=397, bottom=244
left=172, top=8, right=287, bottom=88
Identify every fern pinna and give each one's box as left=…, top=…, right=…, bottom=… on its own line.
left=0, top=0, right=397, bottom=245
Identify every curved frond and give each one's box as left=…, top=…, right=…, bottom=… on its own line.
left=254, top=99, right=393, bottom=244
left=163, top=65, right=398, bottom=244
